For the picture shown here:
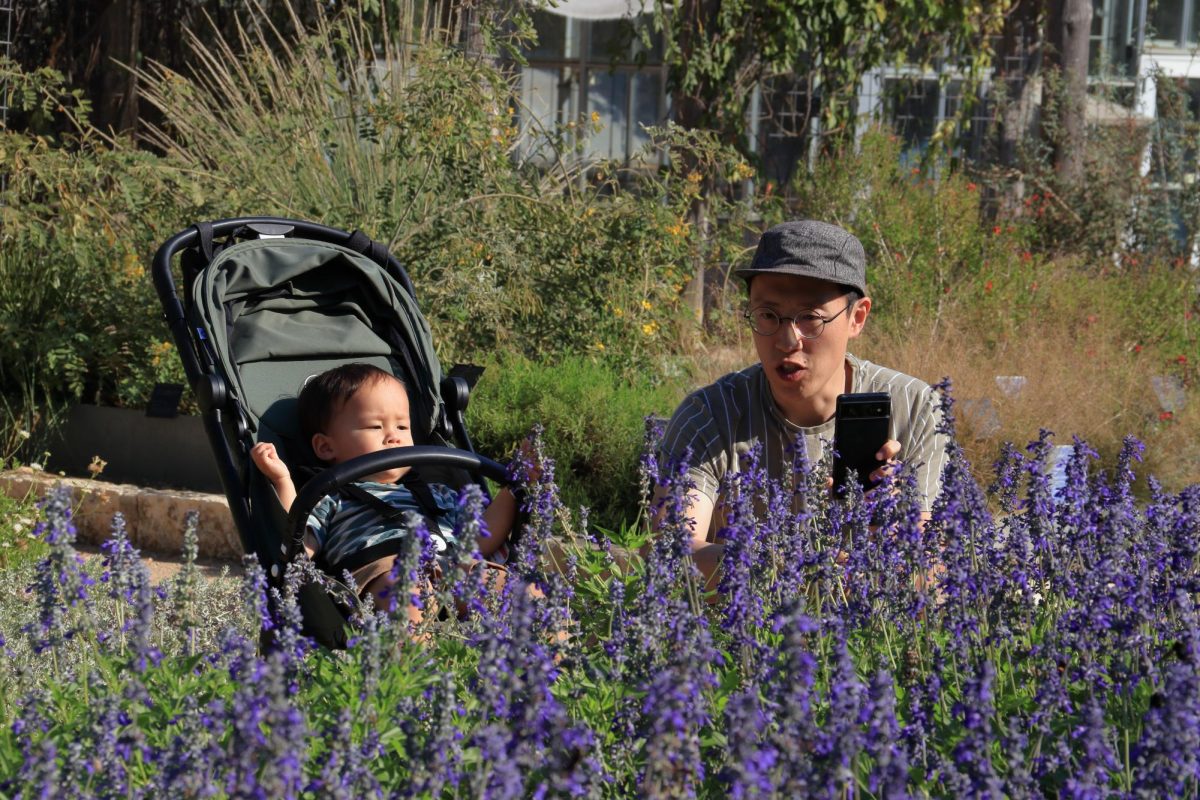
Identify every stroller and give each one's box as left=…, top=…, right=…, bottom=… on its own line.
left=151, top=217, right=509, bottom=649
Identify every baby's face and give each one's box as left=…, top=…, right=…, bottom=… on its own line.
left=312, top=376, right=414, bottom=483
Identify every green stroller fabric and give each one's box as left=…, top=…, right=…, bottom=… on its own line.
left=191, top=237, right=446, bottom=455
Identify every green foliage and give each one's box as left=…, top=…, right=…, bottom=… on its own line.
left=775, top=126, right=1199, bottom=492
left=0, top=63, right=212, bottom=459
left=132, top=3, right=715, bottom=373
left=0, top=490, right=45, bottom=571
left=649, top=0, right=1007, bottom=152
left=465, top=354, right=685, bottom=529
left=789, top=127, right=1038, bottom=340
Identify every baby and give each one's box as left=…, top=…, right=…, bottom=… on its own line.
left=251, top=363, right=522, bottom=618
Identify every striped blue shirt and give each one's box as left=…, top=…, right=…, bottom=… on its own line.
left=307, top=481, right=461, bottom=567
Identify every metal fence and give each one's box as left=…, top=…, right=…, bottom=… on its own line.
left=0, top=0, right=10, bottom=128
left=1, top=0, right=12, bottom=197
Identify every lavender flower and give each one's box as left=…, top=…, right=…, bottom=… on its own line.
left=306, top=709, right=384, bottom=799
left=943, top=659, right=1003, bottom=798
left=23, top=484, right=97, bottom=657
left=1062, top=694, right=1118, bottom=799
left=863, top=670, right=910, bottom=799
left=1130, top=611, right=1200, bottom=797
left=99, top=511, right=161, bottom=671
left=721, top=688, right=779, bottom=798
left=716, top=443, right=768, bottom=664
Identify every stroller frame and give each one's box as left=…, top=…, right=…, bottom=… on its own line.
left=152, top=217, right=508, bottom=647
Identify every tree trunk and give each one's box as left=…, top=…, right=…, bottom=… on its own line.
left=993, top=0, right=1044, bottom=215
left=1046, top=0, right=1092, bottom=188
left=93, top=0, right=141, bottom=135
left=671, top=0, right=719, bottom=327
left=996, top=0, right=1043, bottom=170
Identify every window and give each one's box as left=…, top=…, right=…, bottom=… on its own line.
left=513, top=10, right=667, bottom=168
left=1147, top=0, right=1200, bottom=47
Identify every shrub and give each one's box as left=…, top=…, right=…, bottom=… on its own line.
left=133, top=5, right=732, bottom=377
left=0, top=63, right=214, bottom=459
left=787, top=126, right=1039, bottom=342
left=2, top=4, right=721, bottom=464
left=465, top=353, right=685, bottom=529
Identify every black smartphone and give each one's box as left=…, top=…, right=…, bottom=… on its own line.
left=832, top=392, right=892, bottom=493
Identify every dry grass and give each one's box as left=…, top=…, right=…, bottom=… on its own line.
left=864, top=289, right=1198, bottom=493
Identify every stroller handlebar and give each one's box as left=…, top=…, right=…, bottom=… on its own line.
left=286, top=446, right=510, bottom=563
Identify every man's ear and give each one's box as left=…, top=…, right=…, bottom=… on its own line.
left=312, top=433, right=334, bottom=462
left=848, top=295, right=871, bottom=337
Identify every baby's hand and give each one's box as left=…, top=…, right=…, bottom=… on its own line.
left=251, top=442, right=291, bottom=484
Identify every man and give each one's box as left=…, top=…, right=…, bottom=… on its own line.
left=655, top=219, right=948, bottom=581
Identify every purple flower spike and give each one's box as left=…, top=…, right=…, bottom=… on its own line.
left=24, top=484, right=97, bottom=656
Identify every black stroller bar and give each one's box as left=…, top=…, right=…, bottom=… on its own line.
left=285, top=446, right=508, bottom=566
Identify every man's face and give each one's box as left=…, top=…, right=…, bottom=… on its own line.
left=747, top=272, right=870, bottom=421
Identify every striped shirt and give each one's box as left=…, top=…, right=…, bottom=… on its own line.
left=307, top=481, right=461, bottom=567
left=659, top=353, right=948, bottom=532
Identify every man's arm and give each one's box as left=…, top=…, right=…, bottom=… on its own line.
left=647, top=484, right=723, bottom=591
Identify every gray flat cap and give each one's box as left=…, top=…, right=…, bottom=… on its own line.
left=736, top=220, right=867, bottom=295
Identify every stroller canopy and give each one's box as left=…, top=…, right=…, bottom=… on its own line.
left=192, top=237, right=445, bottom=455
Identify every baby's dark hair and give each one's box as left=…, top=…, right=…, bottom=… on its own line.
left=297, top=363, right=402, bottom=440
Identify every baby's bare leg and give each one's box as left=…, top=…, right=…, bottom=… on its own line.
left=363, top=571, right=435, bottom=626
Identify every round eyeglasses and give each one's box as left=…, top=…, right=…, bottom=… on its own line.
left=744, top=301, right=853, bottom=339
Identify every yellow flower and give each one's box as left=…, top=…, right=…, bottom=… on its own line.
left=664, top=220, right=690, bottom=239
left=686, top=171, right=703, bottom=184
left=614, top=307, right=624, bottom=318
left=592, top=341, right=606, bottom=351
left=641, top=299, right=653, bottom=310
left=149, top=340, right=173, bottom=367
left=641, top=321, right=659, bottom=336
left=590, top=111, right=601, bottom=124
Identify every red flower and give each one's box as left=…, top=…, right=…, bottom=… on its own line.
left=1178, top=355, right=1189, bottom=365
left=1133, top=345, right=1143, bottom=353
left=1160, top=411, right=1174, bottom=422
left=992, top=226, right=1002, bottom=235
left=984, top=280, right=993, bottom=292
left=1021, top=251, right=1032, bottom=262
left=967, top=182, right=978, bottom=191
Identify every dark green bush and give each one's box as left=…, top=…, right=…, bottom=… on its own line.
left=0, top=64, right=220, bottom=459
left=465, top=354, right=686, bottom=530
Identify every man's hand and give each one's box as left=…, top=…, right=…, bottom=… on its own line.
left=825, top=438, right=902, bottom=495
left=868, top=439, right=902, bottom=486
